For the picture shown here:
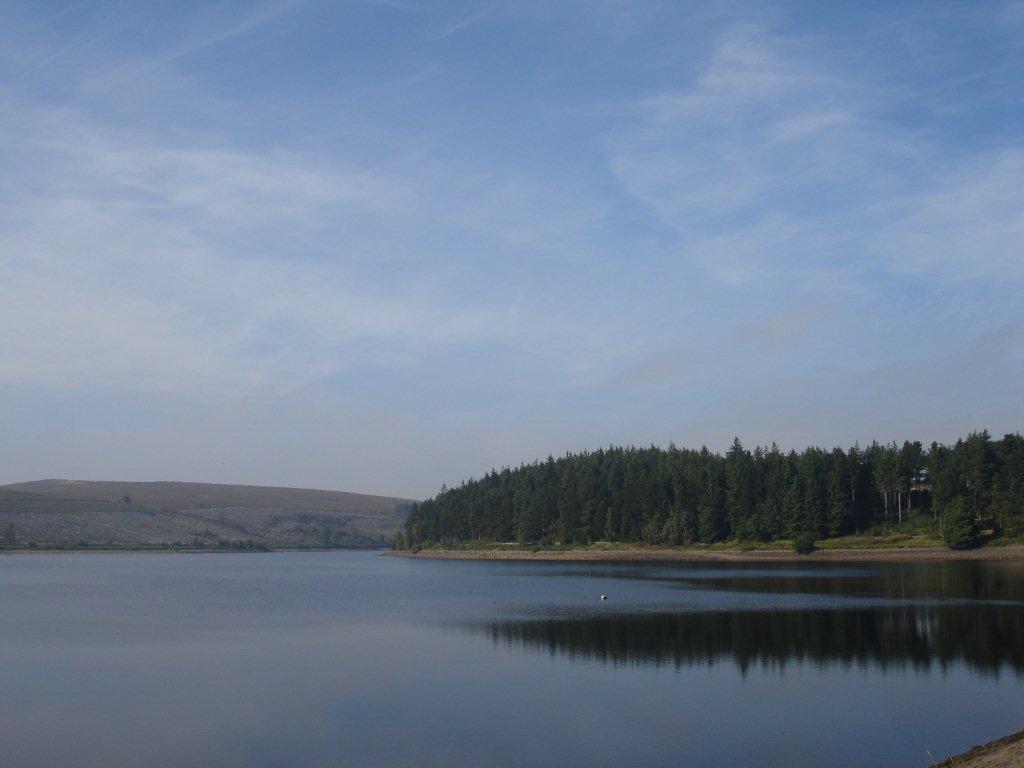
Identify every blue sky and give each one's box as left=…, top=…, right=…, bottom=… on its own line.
left=1, top=1, right=1022, bottom=498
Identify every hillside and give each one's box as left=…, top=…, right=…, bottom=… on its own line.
left=0, top=480, right=415, bottom=551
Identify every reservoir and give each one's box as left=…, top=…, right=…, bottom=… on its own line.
left=1, top=551, right=1022, bottom=767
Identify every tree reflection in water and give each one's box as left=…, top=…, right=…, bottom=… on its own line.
left=472, top=604, right=1024, bottom=675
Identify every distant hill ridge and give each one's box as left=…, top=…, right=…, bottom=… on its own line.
left=2, top=480, right=415, bottom=516
left=0, top=480, right=417, bottom=551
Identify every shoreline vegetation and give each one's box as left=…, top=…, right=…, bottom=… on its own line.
left=389, top=537, right=1024, bottom=563
left=399, top=432, right=1024, bottom=554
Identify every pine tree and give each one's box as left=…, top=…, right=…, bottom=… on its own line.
left=942, top=498, right=978, bottom=550
left=401, top=433, right=1021, bottom=549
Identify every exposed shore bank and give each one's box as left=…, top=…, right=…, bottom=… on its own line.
left=389, top=543, right=1024, bottom=563
left=928, top=728, right=1024, bottom=768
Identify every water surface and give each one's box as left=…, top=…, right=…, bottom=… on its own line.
left=2, top=552, right=1022, bottom=767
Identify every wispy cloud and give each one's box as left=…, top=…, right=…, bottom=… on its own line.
left=1, top=1, right=1021, bottom=494
left=75, top=1, right=305, bottom=96
left=606, top=26, right=901, bottom=262
left=0, top=106, right=507, bottom=399
left=882, top=150, right=1024, bottom=280
left=0, top=96, right=627, bottom=403
left=605, top=20, right=1024, bottom=300
left=427, top=2, right=493, bottom=41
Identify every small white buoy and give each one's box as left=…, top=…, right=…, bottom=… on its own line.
left=600, top=593, right=607, bottom=601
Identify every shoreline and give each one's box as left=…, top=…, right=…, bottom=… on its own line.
left=7, top=545, right=1024, bottom=562
left=0, top=546, right=387, bottom=555
left=389, top=543, right=1024, bottom=563
left=929, top=727, right=1024, bottom=768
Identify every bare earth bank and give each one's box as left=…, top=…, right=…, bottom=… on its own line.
left=389, top=544, right=1024, bottom=563
left=929, top=728, right=1024, bottom=768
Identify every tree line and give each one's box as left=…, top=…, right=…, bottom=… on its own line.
left=401, top=431, right=1024, bottom=550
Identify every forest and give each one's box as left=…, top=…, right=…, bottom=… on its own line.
left=401, top=431, right=1024, bottom=550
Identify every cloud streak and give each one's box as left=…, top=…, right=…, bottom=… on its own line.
left=1, top=1, right=1021, bottom=495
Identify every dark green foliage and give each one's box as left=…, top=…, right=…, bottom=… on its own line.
left=992, top=492, right=1024, bottom=538
left=406, top=432, right=1024, bottom=549
left=792, top=533, right=816, bottom=554
left=942, top=498, right=979, bottom=550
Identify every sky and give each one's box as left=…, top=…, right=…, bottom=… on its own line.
left=1, top=0, right=1022, bottom=499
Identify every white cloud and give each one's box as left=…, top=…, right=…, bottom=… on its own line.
left=427, top=2, right=493, bottom=41
left=0, top=105, right=520, bottom=399
left=2, top=2, right=1022, bottom=495
left=605, top=25, right=878, bottom=237
left=0, top=96, right=635, bottom=403
left=605, top=22, right=1024, bottom=299
left=883, top=150, right=1024, bottom=280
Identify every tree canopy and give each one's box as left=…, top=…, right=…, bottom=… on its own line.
left=404, top=431, right=1024, bottom=549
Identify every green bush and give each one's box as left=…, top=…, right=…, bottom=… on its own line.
left=737, top=540, right=756, bottom=552
left=991, top=491, right=1024, bottom=538
left=792, top=533, right=816, bottom=555
left=942, top=499, right=978, bottom=550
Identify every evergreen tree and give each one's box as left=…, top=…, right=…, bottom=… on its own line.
left=942, top=498, right=978, bottom=550
left=402, top=433, right=1023, bottom=549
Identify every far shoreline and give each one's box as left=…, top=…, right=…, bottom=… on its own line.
left=0, top=546, right=389, bottom=555
left=6, top=544, right=1024, bottom=563
left=388, top=543, right=1024, bottom=563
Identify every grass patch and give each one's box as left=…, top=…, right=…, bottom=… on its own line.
left=814, top=533, right=943, bottom=550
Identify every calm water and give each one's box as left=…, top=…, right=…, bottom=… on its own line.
left=2, top=552, right=1023, bottom=768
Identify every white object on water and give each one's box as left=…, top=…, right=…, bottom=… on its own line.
left=600, top=594, right=607, bottom=600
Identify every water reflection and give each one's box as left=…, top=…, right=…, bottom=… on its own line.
left=545, top=560, right=1024, bottom=604
left=471, top=603, right=1024, bottom=675
left=3, top=553, right=1024, bottom=768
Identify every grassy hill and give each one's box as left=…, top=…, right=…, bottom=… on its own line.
left=0, top=480, right=416, bottom=551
